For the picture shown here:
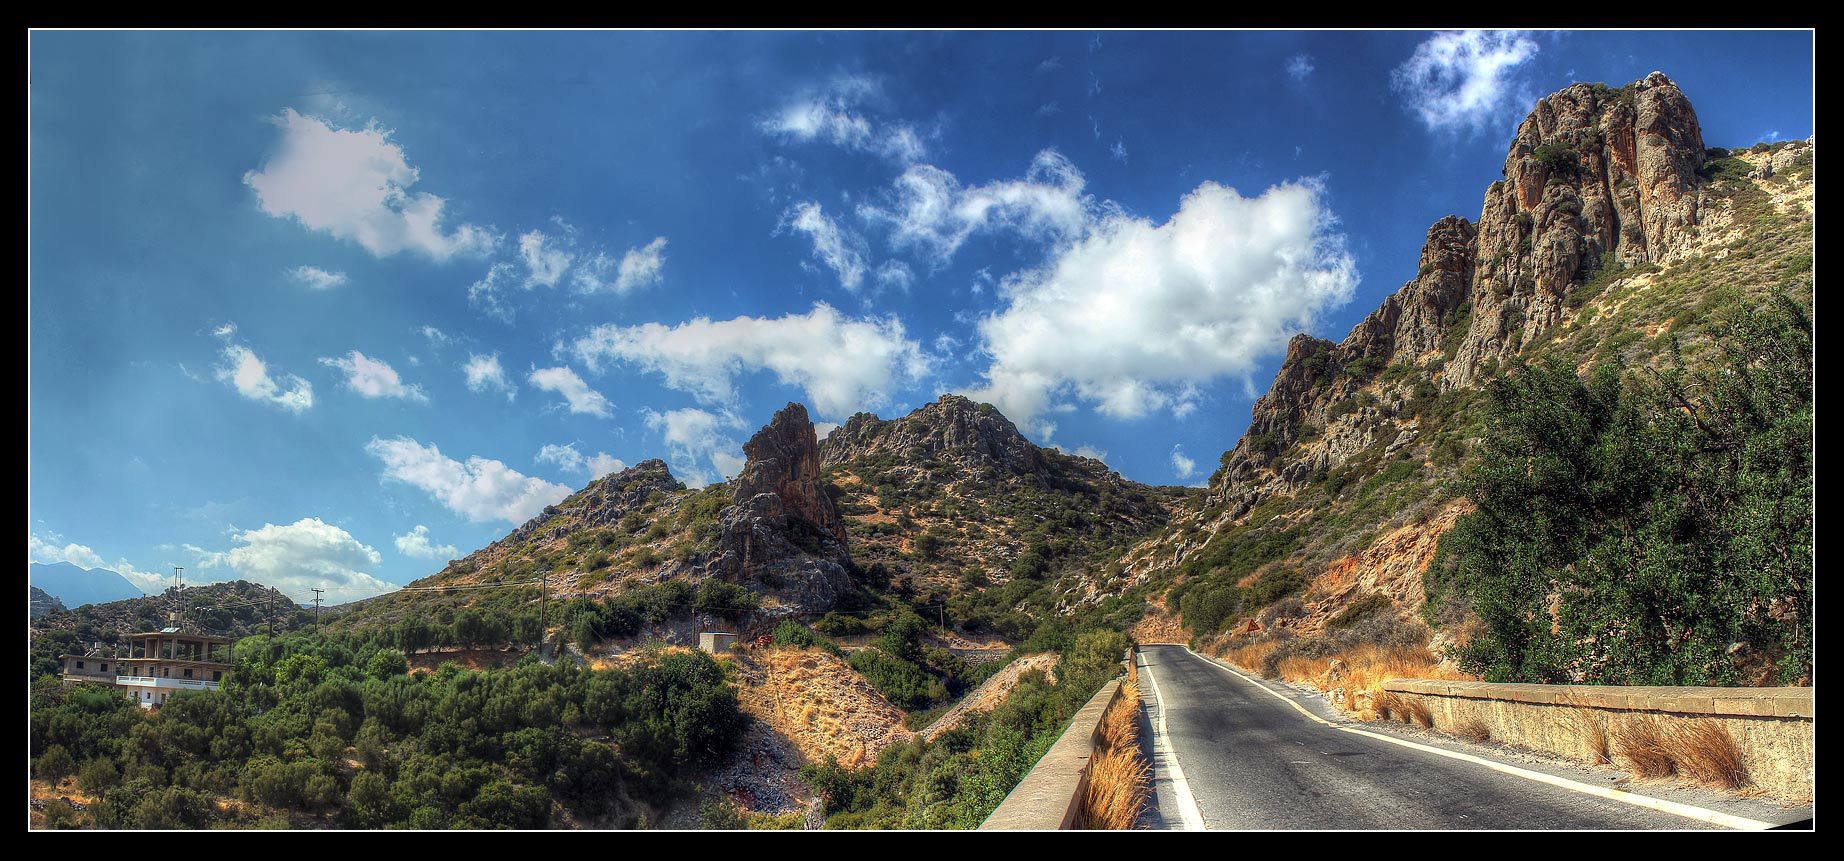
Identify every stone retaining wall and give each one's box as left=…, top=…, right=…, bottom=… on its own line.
left=1382, top=680, right=1813, bottom=800
left=978, top=678, right=1125, bottom=830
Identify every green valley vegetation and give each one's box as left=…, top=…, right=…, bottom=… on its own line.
left=799, top=628, right=1130, bottom=829
left=29, top=633, right=747, bottom=829
left=1425, top=295, right=1812, bottom=686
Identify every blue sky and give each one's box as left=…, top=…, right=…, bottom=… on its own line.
left=27, top=30, right=1814, bottom=603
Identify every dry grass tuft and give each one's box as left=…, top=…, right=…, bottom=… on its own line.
left=1403, top=696, right=1434, bottom=728
left=1556, top=692, right=1611, bottom=765
left=1613, top=715, right=1676, bottom=778
left=1454, top=716, right=1490, bottom=743
left=1666, top=720, right=1749, bottom=790
left=1372, top=690, right=1404, bottom=723
left=1079, top=672, right=1150, bottom=830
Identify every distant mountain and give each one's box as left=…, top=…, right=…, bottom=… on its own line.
left=28, top=561, right=145, bottom=608
left=28, top=586, right=65, bottom=618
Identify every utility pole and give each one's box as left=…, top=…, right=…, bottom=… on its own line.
left=311, top=589, right=324, bottom=633
left=171, top=567, right=185, bottom=628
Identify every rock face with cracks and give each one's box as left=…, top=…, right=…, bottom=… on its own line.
left=715, top=403, right=855, bottom=612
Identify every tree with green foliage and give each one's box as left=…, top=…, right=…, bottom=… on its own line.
left=1426, top=296, right=1812, bottom=685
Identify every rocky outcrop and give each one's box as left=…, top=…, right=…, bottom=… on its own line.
left=716, top=403, right=854, bottom=611
left=1449, top=72, right=1707, bottom=387
left=29, top=585, right=66, bottom=619
left=1198, top=73, right=1719, bottom=515
left=821, top=393, right=1043, bottom=477
left=500, top=459, right=682, bottom=548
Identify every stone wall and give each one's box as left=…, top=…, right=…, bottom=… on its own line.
left=1383, top=680, right=1813, bottom=801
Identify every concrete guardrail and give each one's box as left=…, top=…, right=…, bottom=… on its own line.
left=1382, top=679, right=1814, bottom=800
left=979, top=650, right=1134, bottom=830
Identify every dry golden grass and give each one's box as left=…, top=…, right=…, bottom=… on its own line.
left=1454, top=716, right=1491, bottom=743
left=1219, top=639, right=1469, bottom=724
left=1613, top=714, right=1677, bottom=778
left=1079, top=671, right=1149, bottom=830
left=1403, top=696, right=1435, bottom=728
left=1666, top=720, right=1750, bottom=791
left=1372, top=690, right=1405, bottom=723
left=1556, top=691, right=1612, bottom=765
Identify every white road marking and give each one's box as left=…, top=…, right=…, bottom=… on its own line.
left=1181, top=647, right=1777, bottom=831
left=1138, top=652, right=1206, bottom=831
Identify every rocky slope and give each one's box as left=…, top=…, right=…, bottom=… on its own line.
left=1095, top=73, right=1814, bottom=652
left=331, top=394, right=1182, bottom=648
left=29, top=586, right=65, bottom=619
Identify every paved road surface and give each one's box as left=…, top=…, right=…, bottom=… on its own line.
left=1135, top=644, right=1801, bottom=830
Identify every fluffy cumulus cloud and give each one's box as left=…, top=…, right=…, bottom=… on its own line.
left=1285, top=53, right=1316, bottom=82
left=761, top=75, right=926, bottom=163
left=568, top=302, right=932, bottom=421
left=783, top=202, right=868, bottom=290
left=463, top=352, right=515, bottom=400
left=288, top=265, right=348, bottom=290
left=1073, top=445, right=1109, bottom=463
left=527, top=366, right=613, bottom=418
left=244, top=108, right=496, bottom=261
left=535, top=442, right=626, bottom=478
left=213, top=324, right=314, bottom=414
left=858, top=149, right=1092, bottom=267
left=196, top=517, right=395, bottom=603
left=643, top=408, right=747, bottom=489
left=518, top=229, right=573, bottom=289
left=607, top=237, right=669, bottom=294
left=28, top=534, right=165, bottom=594
left=319, top=350, right=427, bottom=402
left=392, top=525, right=458, bottom=561
left=1391, top=30, right=1540, bottom=132
left=967, top=179, right=1358, bottom=440
left=1170, top=445, right=1197, bottom=480
left=471, top=223, right=668, bottom=318
left=365, top=436, right=573, bottom=524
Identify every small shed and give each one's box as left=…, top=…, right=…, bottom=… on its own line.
left=698, top=632, right=738, bottom=654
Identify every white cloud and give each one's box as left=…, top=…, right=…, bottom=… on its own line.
left=518, top=229, right=573, bottom=289
left=30, top=534, right=107, bottom=569
left=644, top=408, right=746, bottom=489
left=528, top=366, right=613, bottom=418
left=569, top=302, right=932, bottom=421
left=244, top=108, right=496, bottom=261
left=858, top=149, right=1092, bottom=267
left=1074, top=445, right=1109, bottom=463
left=420, top=325, right=452, bottom=348
left=967, top=179, right=1357, bottom=439
left=393, top=525, right=459, bottom=561
left=607, top=237, right=669, bottom=294
left=1110, top=139, right=1129, bottom=164
left=536, top=442, right=627, bottom=479
left=1285, top=54, right=1316, bottom=82
left=814, top=421, right=841, bottom=440
left=1391, top=30, right=1540, bottom=132
left=875, top=260, right=914, bottom=294
left=1170, top=445, right=1197, bottom=480
left=213, top=325, right=314, bottom=414
left=319, top=350, right=427, bottom=402
left=366, top=435, right=574, bottom=524
left=25, top=534, right=159, bottom=592
left=196, top=517, right=395, bottom=603
left=783, top=202, right=868, bottom=290
left=761, top=76, right=926, bottom=163
left=1036, top=101, right=1062, bottom=118
left=468, top=261, right=519, bottom=322
left=288, top=265, right=348, bottom=290
left=463, top=352, right=515, bottom=401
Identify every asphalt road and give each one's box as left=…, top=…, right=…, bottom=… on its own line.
left=1135, top=644, right=1776, bottom=830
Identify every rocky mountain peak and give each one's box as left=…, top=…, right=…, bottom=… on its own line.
left=716, top=403, right=853, bottom=610
left=820, top=393, right=1042, bottom=477
left=733, top=403, right=848, bottom=547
